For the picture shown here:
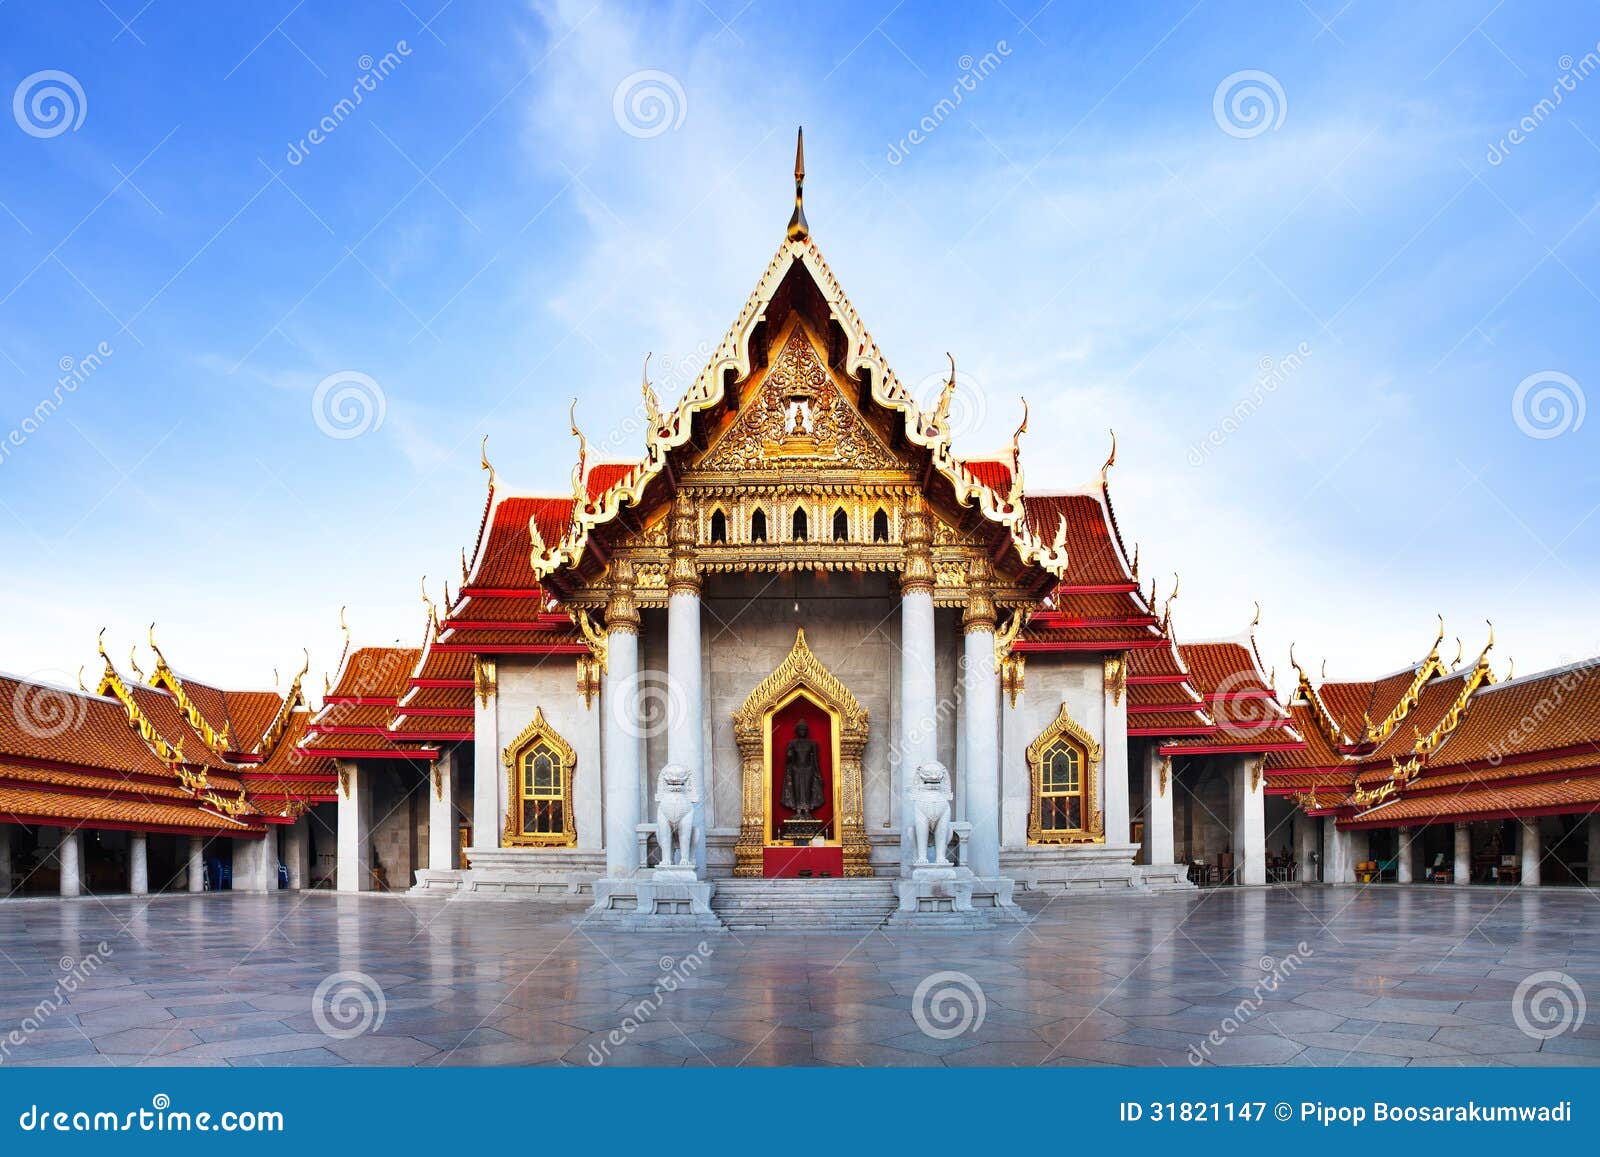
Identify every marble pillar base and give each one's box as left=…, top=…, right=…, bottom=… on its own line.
left=408, top=869, right=465, bottom=896
left=451, top=847, right=602, bottom=901
left=1002, top=844, right=1194, bottom=894
left=887, top=866, right=1020, bottom=927
left=588, top=872, right=725, bottom=930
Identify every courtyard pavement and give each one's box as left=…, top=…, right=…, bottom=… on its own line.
left=1, top=885, right=1598, bottom=1067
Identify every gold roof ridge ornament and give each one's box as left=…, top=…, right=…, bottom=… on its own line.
left=1099, top=428, right=1117, bottom=486
left=641, top=353, right=663, bottom=432
left=1363, top=615, right=1451, bottom=745
left=930, top=352, right=957, bottom=436
left=480, top=435, right=495, bottom=492
left=569, top=398, right=588, bottom=508
left=1414, top=621, right=1496, bottom=757
left=786, top=126, right=808, bottom=241
left=1160, top=572, right=1180, bottom=635
left=149, top=622, right=235, bottom=753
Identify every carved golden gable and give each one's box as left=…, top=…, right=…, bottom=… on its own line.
left=697, top=320, right=901, bottom=474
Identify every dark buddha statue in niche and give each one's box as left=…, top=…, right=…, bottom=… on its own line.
left=780, top=719, right=825, bottom=818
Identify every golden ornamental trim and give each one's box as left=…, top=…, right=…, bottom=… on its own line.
left=1289, top=643, right=1342, bottom=746
left=1025, top=701, right=1104, bottom=845
left=1365, top=620, right=1446, bottom=743
left=255, top=650, right=310, bottom=758
left=473, top=657, right=497, bottom=707
left=339, top=764, right=351, bottom=798
left=1414, top=627, right=1495, bottom=757
left=1158, top=755, right=1171, bottom=796
left=1000, top=654, right=1026, bottom=708
left=1103, top=654, right=1127, bottom=707
left=501, top=707, right=578, bottom=848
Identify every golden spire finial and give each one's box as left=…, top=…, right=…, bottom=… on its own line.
left=97, top=627, right=110, bottom=664
left=1320, top=658, right=1328, bottom=679
left=1100, top=428, right=1117, bottom=485
left=129, top=645, right=144, bottom=682
left=1131, top=542, right=1140, bottom=580
left=460, top=546, right=470, bottom=584
left=1160, top=572, right=1180, bottom=633
left=273, top=667, right=279, bottom=688
left=786, top=126, right=808, bottom=241
left=1506, top=656, right=1515, bottom=680
left=1011, top=397, right=1029, bottom=463
left=1452, top=637, right=1463, bottom=667
left=77, top=666, right=87, bottom=692
left=1428, top=613, right=1444, bottom=661
left=1250, top=600, right=1262, bottom=631
left=641, top=353, right=662, bottom=431
left=569, top=398, right=588, bottom=503
left=932, top=353, right=956, bottom=432
left=480, top=435, right=495, bottom=491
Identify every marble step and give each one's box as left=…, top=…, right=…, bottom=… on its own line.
left=710, top=879, right=897, bottom=929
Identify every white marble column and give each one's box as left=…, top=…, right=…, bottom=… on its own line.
left=1396, top=827, right=1415, bottom=883
left=285, top=816, right=310, bottom=889
left=129, top=832, right=148, bottom=895
left=1324, top=822, right=1366, bottom=884
left=58, top=829, right=82, bottom=898
left=1000, top=672, right=1030, bottom=850
left=1101, top=656, right=1130, bottom=846
left=898, top=501, right=937, bottom=874
left=0, top=823, right=12, bottom=896
left=961, top=559, right=1001, bottom=878
left=1143, top=748, right=1175, bottom=865
left=1520, top=817, right=1542, bottom=886
left=428, top=749, right=456, bottom=871
left=602, top=560, right=643, bottom=877
left=233, top=834, right=275, bottom=893
left=1453, top=822, right=1471, bottom=884
left=187, top=835, right=205, bottom=892
left=1234, top=757, right=1266, bottom=885
left=336, top=760, right=371, bottom=892
left=472, top=661, right=500, bottom=849
left=666, top=498, right=706, bottom=874
left=1589, top=814, right=1600, bottom=887
left=1293, top=810, right=1320, bottom=883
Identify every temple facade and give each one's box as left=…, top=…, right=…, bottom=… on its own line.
left=4, top=134, right=1599, bottom=924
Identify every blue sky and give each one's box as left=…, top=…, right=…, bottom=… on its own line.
left=0, top=0, right=1596, bottom=694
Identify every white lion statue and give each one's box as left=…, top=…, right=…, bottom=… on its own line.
left=907, top=761, right=953, bottom=866
left=653, top=763, right=700, bottom=869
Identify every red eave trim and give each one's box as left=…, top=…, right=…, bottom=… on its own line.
left=1160, top=740, right=1310, bottom=755
left=431, top=643, right=588, bottom=655
left=1339, top=799, right=1600, bottom=829
left=0, top=811, right=261, bottom=838
left=458, top=586, right=544, bottom=599
left=1127, top=703, right=1204, bottom=715
left=1053, top=582, right=1140, bottom=595
left=1015, top=638, right=1170, bottom=653
left=1130, top=725, right=1218, bottom=738
left=409, top=679, right=474, bottom=690
left=320, top=696, right=400, bottom=707
left=387, top=730, right=472, bottom=742
left=293, top=747, right=440, bottom=762
left=443, top=617, right=573, bottom=632
left=1128, top=674, right=1192, bottom=686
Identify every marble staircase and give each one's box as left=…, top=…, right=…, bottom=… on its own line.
left=710, top=878, right=898, bottom=930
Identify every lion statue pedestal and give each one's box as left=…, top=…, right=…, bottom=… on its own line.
left=889, top=761, right=1020, bottom=928
left=588, top=764, right=724, bottom=930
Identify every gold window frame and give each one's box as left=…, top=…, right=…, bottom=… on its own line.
left=1026, top=702, right=1105, bottom=844
left=501, top=707, right=577, bottom=847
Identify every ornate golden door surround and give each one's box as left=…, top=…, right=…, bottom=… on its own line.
left=732, top=628, right=871, bottom=877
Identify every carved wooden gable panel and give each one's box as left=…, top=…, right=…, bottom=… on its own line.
left=697, top=323, right=901, bottom=473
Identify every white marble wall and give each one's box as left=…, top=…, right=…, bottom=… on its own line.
left=999, top=654, right=1104, bottom=849
left=497, top=655, right=605, bottom=850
